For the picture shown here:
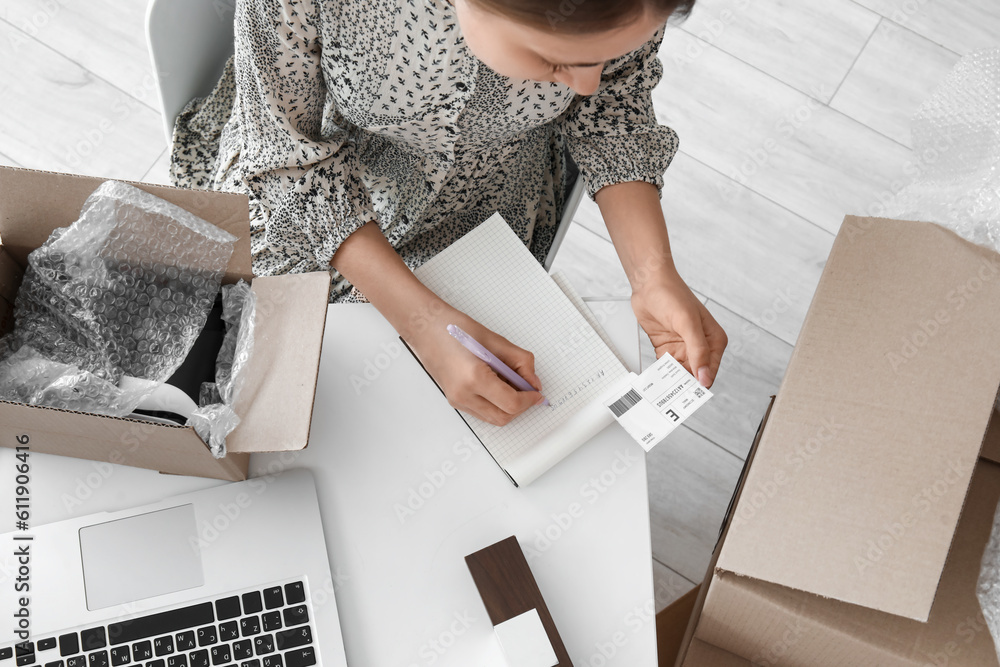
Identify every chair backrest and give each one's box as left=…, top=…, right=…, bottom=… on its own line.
left=546, top=152, right=583, bottom=271
left=146, top=0, right=236, bottom=146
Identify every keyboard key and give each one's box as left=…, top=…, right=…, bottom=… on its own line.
left=241, top=592, right=262, bottom=615
left=219, top=622, right=238, bottom=641
left=231, top=643, right=251, bottom=663
left=15, top=645, right=33, bottom=658
left=196, top=627, right=217, bottom=648
left=130, top=644, right=150, bottom=663
left=261, top=656, right=281, bottom=667
left=209, top=646, right=230, bottom=667
left=174, top=633, right=195, bottom=652
left=215, top=597, right=241, bottom=621
left=282, top=583, right=305, bottom=605
left=274, top=627, right=311, bottom=651
left=252, top=636, right=273, bottom=657
left=260, top=613, right=281, bottom=633
left=44, top=661, right=63, bottom=667
left=109, top=648, right=130, bottom=667
left=88, top=651, right=109, bottom=667
left=239, top=617, right=260, bottom=638
left=166, top=656, right=187, bottom=667
left=282, top=649, right=315, bottom=667
left=240, top=661, right=259, bottom=667
left=262, top=588, right=283, bottom=611
left=38, top=641, right=57, bottom=653
left=146, top=660, right=165, bottom=667
left=108, top=603, right=214, bottom=646
left=0, top=648, right=12, bottom=661
left=67, top=657, right=86, bottom=667
left=15, top=655, right=33, bottom=666
left=152, top=638, right=172, bottom=658
left=81, top=629, right=107, bottom=651
left=281, top=607, right=308, bottom=628
left=188, top=651, right=208, bottom=667
left=58, top=636, right=79, bottom=659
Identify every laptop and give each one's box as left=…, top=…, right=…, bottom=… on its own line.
left=0, top=469, right=348, bottom=667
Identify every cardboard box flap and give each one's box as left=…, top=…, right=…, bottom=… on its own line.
left=226, top=271, right=331, bottom=453
left=716, top=217, right=1000, bottom=621
left=981, top=408, right=1000, bottom=466
left=0, top=165, right=252, bottom=279
left=681, top=639, right=752, bottom=667
left=699, top=460, right=1000, bottom=666
left=658, top=586, right=700, bottom=667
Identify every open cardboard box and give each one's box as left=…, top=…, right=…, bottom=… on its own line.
left=0, top=166, right=331, bottom=481
left=668, top=215, right=1000, bottom=666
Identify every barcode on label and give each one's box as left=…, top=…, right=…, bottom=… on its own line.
left=609, top=388, right=642, bottom=418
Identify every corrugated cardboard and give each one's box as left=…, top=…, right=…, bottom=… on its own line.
left=673, top=397, right=774, bottom=667
left=697, top=458, right=1000, bottom=666
left=657, top=586, right=700, bottom=666
left=678, top=216, right=1000, bottom=665
left=0, top=166, right=331, bottom=480
left=717, top=216, right=1000, bottom=621
left=681, top=639, right=751, bottom=667
left=227, top=273, right=332, bottom=454
left=982, top=409, right=1000, bottom=465
left=0, top=166, right=252, bottom=277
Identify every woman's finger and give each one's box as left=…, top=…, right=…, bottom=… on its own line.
left=463, top=392, right=534, bottom=427
left=448, top=387, right=507, bottom=426
left=482, top=332, right=543, bottom=391
left=704, top=317, right=729, bottom=387
left=477, top=369, right=544, bottom=418
left=673, top=309, right=711, bottom=386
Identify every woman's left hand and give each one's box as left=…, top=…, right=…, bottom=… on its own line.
left=631, top=271, right=728, bottom=388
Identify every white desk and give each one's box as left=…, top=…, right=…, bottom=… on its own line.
left=0, top=301, right=657, bottom=666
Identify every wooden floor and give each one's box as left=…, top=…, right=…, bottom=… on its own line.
left=0, top=0, right=997, bottom=612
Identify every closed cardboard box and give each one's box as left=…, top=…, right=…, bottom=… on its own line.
left=677, top=216, right=1000, bottom=665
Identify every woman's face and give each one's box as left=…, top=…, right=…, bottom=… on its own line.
left=453, top=0, right=666, bottom=96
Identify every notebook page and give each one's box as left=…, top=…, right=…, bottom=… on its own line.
left=413, top=213, right=629, bottom=471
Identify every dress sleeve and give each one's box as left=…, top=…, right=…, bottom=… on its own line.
left=555, top=27, right=679, bottom=200
left=231, top=0, right=377, bottom=273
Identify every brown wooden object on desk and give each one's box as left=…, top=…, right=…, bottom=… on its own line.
left=465, top=535, right=573, bottom=666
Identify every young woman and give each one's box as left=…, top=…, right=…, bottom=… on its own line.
left=171, top=0, right=728, bottom=427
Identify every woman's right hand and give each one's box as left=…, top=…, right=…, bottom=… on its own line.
left=405, top=304, right=545, bottom=426
left=330, top=221, right=544, bottom=425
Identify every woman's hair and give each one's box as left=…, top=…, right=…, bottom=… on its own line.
left=469, top=0, right=696, bottom=33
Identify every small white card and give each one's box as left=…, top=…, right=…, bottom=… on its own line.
left=495, top=608, right=558, bottom=667
left=604, top=353, right=713, bottom=452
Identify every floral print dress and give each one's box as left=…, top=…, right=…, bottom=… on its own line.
left=170, top=0, right=680, bottom=302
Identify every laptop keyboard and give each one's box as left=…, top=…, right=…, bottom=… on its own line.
left=3, top=580, right=318, bottom=667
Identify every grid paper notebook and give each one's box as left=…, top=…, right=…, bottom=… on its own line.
left=412, top=213, right=629, bottom=484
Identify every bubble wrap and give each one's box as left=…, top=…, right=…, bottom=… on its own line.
left=884, top=48, right=1000, bottom=251
left=979, top=500, right=1000, bottom=659
left=188, top=280, right=256, bottom=458
left=932, top=49, right=1000, bottom=659
left=0, top=180, right=236, bottom=418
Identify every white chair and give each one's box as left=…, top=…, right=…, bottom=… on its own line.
left=146, top=0, right=236, bottom=148
left=550, top=153, right=583, bottom=271
left=145, top=0, right=582, bottom=268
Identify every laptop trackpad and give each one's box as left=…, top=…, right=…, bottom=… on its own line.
left=80, top=504, right=204, bottom=610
